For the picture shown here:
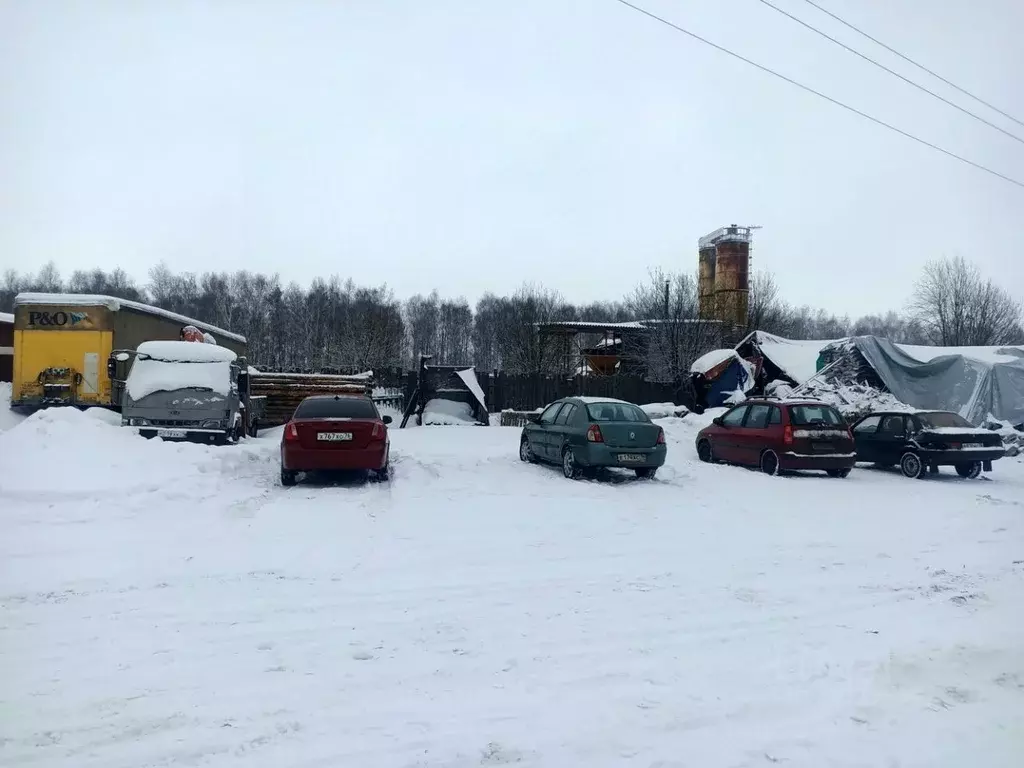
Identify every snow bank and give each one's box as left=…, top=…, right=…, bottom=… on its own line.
left=640, top=402, right=689, bottom=420
left=421, top=398, right=477, bottom=425
left=0, top=382, right=26, bottom=432
left=0, top=407, right=273, bottom=496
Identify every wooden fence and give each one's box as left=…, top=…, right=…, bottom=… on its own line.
left=255, top=366, right=684, bottom=422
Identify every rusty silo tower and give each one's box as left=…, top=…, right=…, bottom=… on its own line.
left=698, top=240, right=717, bottom=319
left=696, top=225, right=757, bottom=329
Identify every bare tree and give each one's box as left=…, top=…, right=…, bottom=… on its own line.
left=493, top=283, right=568, bottom=374
left=911, top=256, right=1024, bottom=346
left=627, top=269, right=721, bottom=383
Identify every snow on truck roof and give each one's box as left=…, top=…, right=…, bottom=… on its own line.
left=136, top=340, right=237, bottom=363
left=0, top=311, right=13, bottom=324
left=13, top=292, right=246, bottom=344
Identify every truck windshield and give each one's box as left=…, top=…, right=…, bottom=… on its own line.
left=125, top=356, right=233, bottom=401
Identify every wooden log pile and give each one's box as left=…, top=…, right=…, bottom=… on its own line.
left=250, top=372, right=373, bottom=427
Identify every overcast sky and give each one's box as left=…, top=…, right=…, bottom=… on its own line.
left=1, top=0, right=1022, bottom=316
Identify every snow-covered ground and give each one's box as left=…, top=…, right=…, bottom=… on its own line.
left=2, top=403, right=1024, bottom=767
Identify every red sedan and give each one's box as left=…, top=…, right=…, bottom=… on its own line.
left=695, top=398, right=856, bottom=477
left=280, top=395, right=392, bottom=486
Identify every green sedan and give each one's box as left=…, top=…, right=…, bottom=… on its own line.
left=519, top=397, right=667, bottom=479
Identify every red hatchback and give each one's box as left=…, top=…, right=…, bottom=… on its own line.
left=695, top=399, right=856, bottom=477
left=280, top=395, right=392, bottom=486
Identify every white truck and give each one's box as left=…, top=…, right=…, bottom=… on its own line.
left=119, top=340, right=264, bottom=443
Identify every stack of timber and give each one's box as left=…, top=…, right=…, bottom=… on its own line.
left=250, top=371, right=373, bottom=427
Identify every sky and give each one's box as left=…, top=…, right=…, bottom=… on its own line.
left=1, top=0, right=1022, bottom=317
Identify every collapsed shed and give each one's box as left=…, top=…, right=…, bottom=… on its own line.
left=818, top=336, right=1024, bottom=427
left=734, top=331, right=842, bottom=390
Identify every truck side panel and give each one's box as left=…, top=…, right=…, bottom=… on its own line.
left=113, top=306, right=248, bottom=358
left=13, top=329, right=114, bottom=407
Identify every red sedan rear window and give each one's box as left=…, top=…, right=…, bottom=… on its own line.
left=294, top=397, right=378, bottom=419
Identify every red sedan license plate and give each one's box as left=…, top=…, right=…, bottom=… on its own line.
left=318, top=432, right=352, bottom=441
left=618, top=453, right=644, bottom=462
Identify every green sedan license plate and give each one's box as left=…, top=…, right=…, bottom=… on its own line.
left=618, top=453, right=644, bottom=463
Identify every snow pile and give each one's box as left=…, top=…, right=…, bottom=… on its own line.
left=0, top=407, right=274, bottom=497
left=640, top=402, right=689, bottom=420
left=0, top=382, right=27, bottom=432
left=421, top=398, right=477, bottom=425
left=797, top=381, right=916, bottom=422
left=983, top=418, right=1023, bottom=457
left=739, top=331, right=838, bottom=383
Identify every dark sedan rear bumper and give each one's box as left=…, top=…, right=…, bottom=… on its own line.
left=918, top=448, right=1005, bottom=466
left=781, top=451, right=857, bottom=471
left=281, top=444, right=388, bottom=472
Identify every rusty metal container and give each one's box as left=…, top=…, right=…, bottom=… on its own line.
left=698, top=245, right=717, bottom=318
left=714, top=238, right=750, bottom=328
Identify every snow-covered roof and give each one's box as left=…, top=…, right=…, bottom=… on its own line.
left=737, top=331, right=841, bottom=383
left=895, top=343, right=1024, bottom=366
left=0, top=311, right=13, bottom=324
left=690, top=349, right=737, bottom=375
left=136, top=340, right=237, bottom=363
left=13, top=293, right=246, bottom=344
left=575, top=396, right=633, bottom=405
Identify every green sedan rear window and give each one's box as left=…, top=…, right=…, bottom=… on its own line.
left=586, top=402, right=650, bottom=423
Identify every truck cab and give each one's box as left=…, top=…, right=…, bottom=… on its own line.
left=118, top=341, right=264, bottom=443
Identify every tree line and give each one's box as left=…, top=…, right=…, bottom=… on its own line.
left=2, top=257, right=1020, bottom=383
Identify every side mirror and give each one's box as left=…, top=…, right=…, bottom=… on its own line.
left=712, top=417, right=724, bottom=427
left=382, top=415, right=393, bottom=425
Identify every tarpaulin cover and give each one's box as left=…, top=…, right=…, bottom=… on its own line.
left=845, top=335, right=1024, bottom=426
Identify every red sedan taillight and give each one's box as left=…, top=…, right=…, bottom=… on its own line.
left=285, top=422, right=299, bottom=442
left=370, top=420, right=385, bottom=441
left=656, top=428, right=665, bottom=445
left=587, top=424, right=604, bottom=443
left=783, top=425, right=793, bottom=446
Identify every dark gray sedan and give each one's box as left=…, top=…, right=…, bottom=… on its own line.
left=519, top=397, right=667, bottom=479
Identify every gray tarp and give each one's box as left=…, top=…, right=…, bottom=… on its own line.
left=847, top=336, right=1024, bottom=426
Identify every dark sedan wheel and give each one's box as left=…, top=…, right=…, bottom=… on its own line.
left=562, top=447, right=580, bottom=479
left=697, top=439, right=713, bottom=463
left=760, top=450, right=780, bottom=476
left=827, top=468, right=851, bottom=478
left=281, top=467, right=297, bottom=487
left=900, top=451, right=924, bottom=479
left=519, top=437, right=536, bottom=463
left=635, top=467, right=657, bottom=479
left=955, top=461, right=982, bottom=479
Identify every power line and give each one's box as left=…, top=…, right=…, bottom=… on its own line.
left=754, top=0, right=1024, bottom=146
left=609, top=0, right=1024, bottom=189
left=798, top=0, right=1024, bottom=130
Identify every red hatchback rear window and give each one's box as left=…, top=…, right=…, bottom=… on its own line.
left=787, top=404, right=844, bottom=427
left=294, top=397, right=378, bottom=419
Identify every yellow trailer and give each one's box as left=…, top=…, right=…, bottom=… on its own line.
left=11, top=293, right=247, bottom=410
